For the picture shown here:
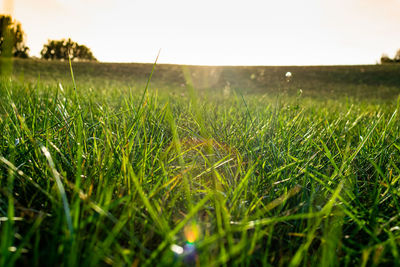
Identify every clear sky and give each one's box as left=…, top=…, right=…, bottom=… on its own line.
left=2, top=0, right=400, bottom=65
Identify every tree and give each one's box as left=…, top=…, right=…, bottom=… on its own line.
left=394, top=49, right=400, bottom=63
left=380, top=54, right=394, bottom=64
left=40, top=38, right=97, bottom=61
left=0, top=15, right=29, bottom=58
left=380, top=49, right=400, bottom=64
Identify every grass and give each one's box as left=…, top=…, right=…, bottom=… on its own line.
left=0, top=58, right=400, bottom=266
left=10, top=58, right=400, bottom=99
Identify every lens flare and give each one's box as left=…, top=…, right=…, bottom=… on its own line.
left=184, top=223, right=200, bottom=244
left=170, top=223, right=201, bottom=264
left=184, top=241, right=199, bottom=265
left=170, top=244, right=184, bottom=255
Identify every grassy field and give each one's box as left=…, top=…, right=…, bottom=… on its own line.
left=10, top=58, right=400, bottom=99
left=1, top=58, right=400, bottom=266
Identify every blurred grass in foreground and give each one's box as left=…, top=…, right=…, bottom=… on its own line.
left=0, top=59, right=400, bottom=266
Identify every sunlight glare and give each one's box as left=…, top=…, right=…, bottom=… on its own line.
left=7, top=0, right=400, bottom=65
left=184, top=223, right=200, bottom=244
left=1, top=0, right=13, bottom=15
left=170, top=244, right=184, bottom=255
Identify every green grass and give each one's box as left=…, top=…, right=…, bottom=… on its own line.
left=9, top=58, right=400, bottom=99
left=1, top=59, right=400, bottom=266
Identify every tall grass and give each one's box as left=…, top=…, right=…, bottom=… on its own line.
left=0, top=61, right=400, bottom=266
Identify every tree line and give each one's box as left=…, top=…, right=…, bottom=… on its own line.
left=381, top=51, right=400, bottom=64
left=0, top=15, right=96, bottom=61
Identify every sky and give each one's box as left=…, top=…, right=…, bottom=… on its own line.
left=1, top=0, right=400, bottom=65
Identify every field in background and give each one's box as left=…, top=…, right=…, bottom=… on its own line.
left=0, top=59, right=400, bottom=266
left=10, top=58, right=400, bottom=99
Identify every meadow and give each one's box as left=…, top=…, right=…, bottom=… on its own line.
left=0, top=58, right=400, bottom=266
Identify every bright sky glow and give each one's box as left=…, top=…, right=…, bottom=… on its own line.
left=2, top=0, right=400, bottom=65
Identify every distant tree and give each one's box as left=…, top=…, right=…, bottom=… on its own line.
left=394, top=49, right=400, bottom=63
left=41, top=38, right=97, bottom=61
left=380, top=54, right=394, bottom=64
left=0, top=15, right=29, bottom=58
left=380, top=50, right=400, bottom=64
